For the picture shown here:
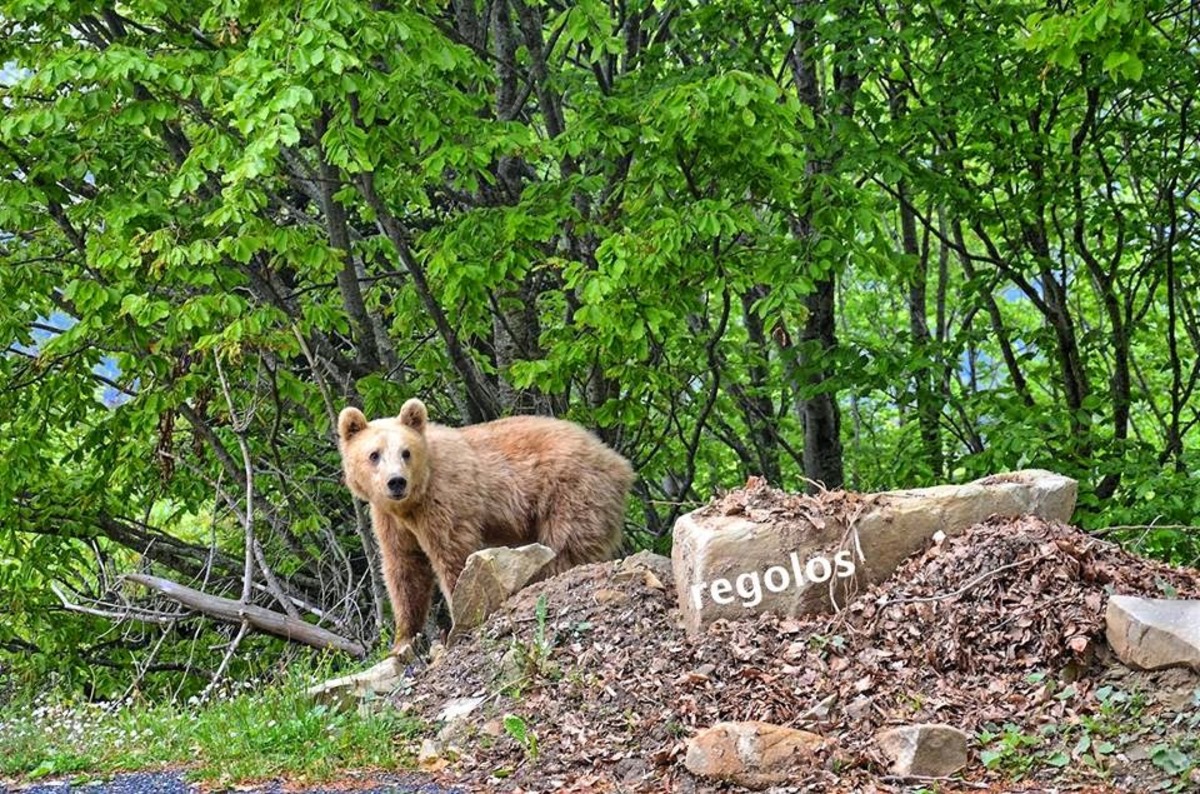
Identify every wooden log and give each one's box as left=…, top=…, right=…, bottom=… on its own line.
left=125, top=573, right=367, bottom=658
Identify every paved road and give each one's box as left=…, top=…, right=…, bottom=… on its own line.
left=3, top=772, right=464, bottom=794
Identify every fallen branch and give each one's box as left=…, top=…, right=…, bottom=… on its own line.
left=51, top=581, right=184, bottom=625
left=125, top=573, right=367, bottom=658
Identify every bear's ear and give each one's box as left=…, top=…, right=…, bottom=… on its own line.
left=398, top=398, right=428, bottom=434
left=338, top=407, right=369, bottom=444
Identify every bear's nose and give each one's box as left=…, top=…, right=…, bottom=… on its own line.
left=387, top=476, right=408, bottom=497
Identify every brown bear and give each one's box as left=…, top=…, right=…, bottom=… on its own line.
left=337, top=398, right=633, bottom=655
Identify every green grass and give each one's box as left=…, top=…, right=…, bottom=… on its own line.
left=977, top=677, right=1200, bottom=790
left=0, top=664, right=424, bottom=786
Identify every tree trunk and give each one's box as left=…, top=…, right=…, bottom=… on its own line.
left=899, top=180, right=943, bottom=477
left=785, top=0, right=853, bottom=491
left=797, top=274, right=844, bottom=490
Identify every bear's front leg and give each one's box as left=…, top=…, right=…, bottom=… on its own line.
left=387, top=557, right=436, bottom=658
left=371, top=505, right=436, bottom=656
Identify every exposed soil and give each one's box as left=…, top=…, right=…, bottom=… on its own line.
left=395, top=483, right=1200, bottom=793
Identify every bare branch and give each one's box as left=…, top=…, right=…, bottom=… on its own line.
left=125, top=574, right=367, bottom=658
left=50, top=582, right=184, bottom=625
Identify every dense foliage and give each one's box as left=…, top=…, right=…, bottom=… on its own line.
left=1, top=0, right=1197, bottom=697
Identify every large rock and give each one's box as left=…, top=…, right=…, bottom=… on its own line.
left=448, top=543, right=556, bottom=642
left=673, top=470, right=1077, bottom=633
left=1106, top=595, right=1200, bottom=671
left=875, top=723, right=970, bottom=777
left=684, top=721, right=827, bottom=790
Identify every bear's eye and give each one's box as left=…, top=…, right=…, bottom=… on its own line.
left=401, top=449, right=411, bottom=461
left=369, top=450, right=381, bottom=464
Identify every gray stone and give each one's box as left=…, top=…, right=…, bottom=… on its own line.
left=594, top=588, right=631, bottom=605
left=615, top=550, right=673, bottom=587
left=876, top=723, right=970, bottom=778
left=673, top=470, right=1077, bottom=634
left=436, top=695, right=486, bottom=723
left=1106, top=595, right=1200, bottom=671
left=684, top=721, right=827, bottom=790
left=305, top=653, right=408, bottom=711
left=417, top=737, right=448, bottom=772
left=448, top=543, right=556, bottom=642
left=436, top=695, right=487, bottom=743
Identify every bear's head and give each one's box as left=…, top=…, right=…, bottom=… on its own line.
left=337, top=398, right=430, bottom=508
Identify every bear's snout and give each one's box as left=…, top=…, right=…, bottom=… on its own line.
left=387, top=475, right=408, bottom=498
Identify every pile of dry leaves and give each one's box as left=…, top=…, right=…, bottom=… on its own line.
left=696, top=475, right=869, bottom=537
left=398, top=502, right=1200, bottom=793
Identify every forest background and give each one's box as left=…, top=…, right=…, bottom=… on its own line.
left=1, top=0, right=1198, bottom=700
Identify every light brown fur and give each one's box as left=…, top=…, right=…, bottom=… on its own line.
left=338, top=398, right=633, bottom=654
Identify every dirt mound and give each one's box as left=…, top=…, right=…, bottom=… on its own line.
left=400, top=513, right=1200, bottom=793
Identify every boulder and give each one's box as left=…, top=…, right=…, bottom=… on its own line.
left=448, top=543, right=556, bottom=642
left=684, top=721, right=827, bottom=790
left=1106, top=595, right=1200, bottom=671
left=673, top=470, right=1077, bottom=633
left=875, top=723, right=970, bottom=777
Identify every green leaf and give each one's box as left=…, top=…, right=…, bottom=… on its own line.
left=798, top=104, right=816, bottom=130
left=1150, top=744, right=1191, bottom=775
left=503, top=714, right=527, bottom=745
left=1102, top=50, right=1129, bottom=72
left=1120, top=54, right=1144, bottom=81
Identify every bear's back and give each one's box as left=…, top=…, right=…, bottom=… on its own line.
left=414, top=414, right=631, bottom=567
left=456, top=415, right=628, bottom=477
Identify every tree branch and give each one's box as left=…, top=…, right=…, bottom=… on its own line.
left=125, top=574, right=367, bottom=658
